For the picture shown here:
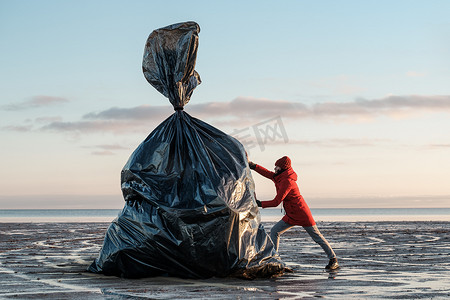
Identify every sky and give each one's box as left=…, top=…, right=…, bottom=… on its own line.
left=1, top=0, right=449, bottom=209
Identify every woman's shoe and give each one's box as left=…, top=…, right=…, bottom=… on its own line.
left=325, top=258, right=339, bottom=270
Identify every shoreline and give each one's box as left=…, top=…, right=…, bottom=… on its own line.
left=1, top=207, right=449, bottom=223
left=1, top=221, right=449, bottom=298
left=1, top=215, right=449, bottom=223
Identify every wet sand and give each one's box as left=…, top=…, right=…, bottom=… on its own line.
left=0, top=221, right=449, bottom=299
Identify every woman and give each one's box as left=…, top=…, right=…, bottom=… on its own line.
left=249, top=156, right=339, bottom=270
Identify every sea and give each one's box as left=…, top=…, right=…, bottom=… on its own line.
left=0, top=208, right=449, bottom=223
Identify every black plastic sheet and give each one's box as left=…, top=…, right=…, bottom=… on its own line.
left=88, top=22, right=285, bottom=279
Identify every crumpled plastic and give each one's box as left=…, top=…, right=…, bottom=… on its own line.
left=88, top=21, right=285, bottom=279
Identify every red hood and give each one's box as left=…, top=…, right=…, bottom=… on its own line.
left=274, top=167, right=297, bottom=182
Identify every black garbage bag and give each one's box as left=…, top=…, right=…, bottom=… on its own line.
left=88, top=21, right=285, bottom=279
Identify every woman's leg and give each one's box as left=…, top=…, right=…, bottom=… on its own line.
left=303, top=225, right=336, bottom=259
left=270, top=220, right=294, bottom=251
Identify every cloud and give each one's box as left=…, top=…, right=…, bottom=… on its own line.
left=83, top=144, right=130, bottom=155
left=428, top=143, right=450, bottom=149
left=40, top=120, right=157, bottom=135
left=82, top=105, right=170, bottom=120
left=34, top=116, right=63, bottom=123
left=1, top=116, right=62, bottom=133
left=5, top=94, right=450, bottom=135
left=195, top=95, right=450, bottom=123
left=284, top=138, right=391, bottom=147
left=230, top=133, right=391, bottom=155
left=1, top=125, right=33, bottom=132
left=52, top=95, right=450, bottom=126
left=1, top=96, right=69, bottom=111
left=189, top=97, right=309, bottom=120
left=311, top=95, right=450, bottom=119
left=40, top=98, right=303, bottom=134
left=92, top=144, right=129, bottom=151
left=81, top=100, right=308, bottom=122
left=91, top=150, right=116, bottom=156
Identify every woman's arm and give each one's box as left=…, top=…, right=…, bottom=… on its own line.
left=253, top=164, right=275, bottom=180
left=261, top=180, right=291, bottom=208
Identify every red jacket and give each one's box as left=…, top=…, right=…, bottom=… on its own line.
left=254, top=164, right=315, bottom=227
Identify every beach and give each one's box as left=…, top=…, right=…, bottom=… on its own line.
left=0, top=221, right=449, bottom=299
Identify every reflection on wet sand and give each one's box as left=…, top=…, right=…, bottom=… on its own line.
left=0, top=221, right=449, bottom=299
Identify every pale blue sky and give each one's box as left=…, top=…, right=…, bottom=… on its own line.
left=1, top=1, right=449, bottom=208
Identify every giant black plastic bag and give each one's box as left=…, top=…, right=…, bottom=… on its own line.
left=88, top=22, right=285, bottom=279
